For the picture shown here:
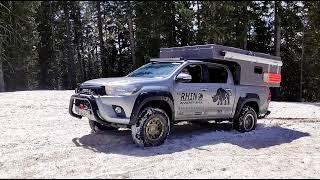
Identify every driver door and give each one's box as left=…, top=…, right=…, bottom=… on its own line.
left=173, top=64, right=208, bottom=120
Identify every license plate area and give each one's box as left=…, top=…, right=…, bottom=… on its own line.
left=78, top=108, right=92, bottom=117
left=74, top=99, right=93, bottom=117
left=75, top=99, right=91, bottom=109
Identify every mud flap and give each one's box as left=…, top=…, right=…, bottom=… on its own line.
left=258, top=110, right=271, bottom=119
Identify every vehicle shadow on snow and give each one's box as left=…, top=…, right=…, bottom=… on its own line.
left=72, top=122, right=310, bottom=156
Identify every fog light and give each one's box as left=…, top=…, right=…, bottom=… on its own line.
left=114, top=106, right=122, bottom=114
left=112, top=105, right=126, bottom=117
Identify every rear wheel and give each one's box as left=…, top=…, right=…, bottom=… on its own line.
left=89, top=119, right=117, bottom=133
left=131, top=107, right=170, bottom=147
left=233, top=106, right=257, bottom=132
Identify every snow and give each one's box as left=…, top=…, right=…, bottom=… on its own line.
left=0, top=90, right=320, bottom=178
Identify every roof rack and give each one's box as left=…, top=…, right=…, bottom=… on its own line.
left=150, top=57, right=185, bottom=62
left=158, top=44, right=282, bottom=66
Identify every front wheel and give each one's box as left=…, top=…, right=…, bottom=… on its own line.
left=233, top=106, right=257, bottom=132
left=131, top=107, right=170, bottom=147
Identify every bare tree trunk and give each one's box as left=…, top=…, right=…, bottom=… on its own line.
left=95, top=45, right=99, bottom=77
left=50, top=1, right=57, bottom=89
left=37, top=1, right=54, bottom=90
left=271, top=1, right=282, bottom=101
left=88, top=50, right=93, bottom=79
left=63, top=2, right=76, bottom=89
left=274, top=1, right=281, bottom=57
left=81, top=41, right=86, bottom=81
left=0, top=48, right=4, bottom=92
left=243, top=25, right=248, bottom=50
left=169, top=2, right=177, bottom=47
left=242, top=2, right=248, bottom=50
left=72, top=2, right=83, bottom=83
left=300, top=16, right=306, bottom=102
left=126, top=1, right=136, bottom=69
left=195, top=1, right=202, bottom=44
left=96, top=1, right=108, bottom=77
left=117, top=28, right=123, bottom=75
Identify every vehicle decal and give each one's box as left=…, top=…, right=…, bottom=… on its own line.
left=212, top=88, right=231, bottom=105
left=180, top=92, right=203, bottom=104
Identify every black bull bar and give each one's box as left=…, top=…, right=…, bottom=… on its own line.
left=68, top=94, right=112, bottom=126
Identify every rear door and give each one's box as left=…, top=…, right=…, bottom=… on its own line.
left=202, top=64, right=236, bottom=118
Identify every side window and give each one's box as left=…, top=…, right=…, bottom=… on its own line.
left=206, top=65, right=228, bottom=83
left=180, top=64, right=203, bottom=83
left=254, top=66, right=263, bottom=74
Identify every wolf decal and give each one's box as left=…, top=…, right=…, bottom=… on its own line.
left=212, top=88, right=231, bottom=105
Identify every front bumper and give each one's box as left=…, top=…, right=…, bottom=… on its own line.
left=69, top=94, right=134, bottom=125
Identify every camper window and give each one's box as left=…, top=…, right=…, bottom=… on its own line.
left=254, top=66, right=263, bottom=74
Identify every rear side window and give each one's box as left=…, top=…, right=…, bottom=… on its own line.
left=206, top=65, right=228, bottom=83
left=254, top=66, right=263, bottom=74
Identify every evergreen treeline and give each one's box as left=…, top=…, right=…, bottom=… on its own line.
left=0, top=1, right=319, bottom=101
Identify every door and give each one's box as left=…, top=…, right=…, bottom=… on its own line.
left=203, top=64, right=236, bottom=118
left=173, top=64, right=208, bottom=120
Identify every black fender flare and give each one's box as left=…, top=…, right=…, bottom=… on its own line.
left=129, top=91, right=174, bottom=125
left=233, top=93, right=260, bottom=120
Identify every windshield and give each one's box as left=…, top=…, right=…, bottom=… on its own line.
left=127, top=62, right=181, bottom=78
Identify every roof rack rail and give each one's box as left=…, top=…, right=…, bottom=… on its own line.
left=150, top=57, right=185, bottom=62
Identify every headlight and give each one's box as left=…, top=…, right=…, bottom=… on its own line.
left=105, top=85, right=141, bottom=96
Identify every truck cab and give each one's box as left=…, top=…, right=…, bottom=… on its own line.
left=172, top=61, right=236, bottom=121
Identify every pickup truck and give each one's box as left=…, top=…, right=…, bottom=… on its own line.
left=69, top=44, right=281, bottom=147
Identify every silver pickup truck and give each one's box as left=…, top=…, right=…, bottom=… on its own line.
left=69, top=44, right=282, bottom=147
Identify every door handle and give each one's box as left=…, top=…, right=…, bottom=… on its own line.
left=200, top=88, right=208, bottom=91
left=225, top=88, right=231, bottom=91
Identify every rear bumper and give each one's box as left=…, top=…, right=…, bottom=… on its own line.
left=69, top=94, right=131, bottom=125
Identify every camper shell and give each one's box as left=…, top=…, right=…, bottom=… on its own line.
left=157, top=44, right=282, bottom=87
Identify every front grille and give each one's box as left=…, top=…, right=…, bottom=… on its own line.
left=77, top=85, right=106, bottom=96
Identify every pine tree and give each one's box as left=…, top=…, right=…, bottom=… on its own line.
left=36, top=1, right=54, bottom=89
left=274, top=1, right=281, bottom=57
left=1, top=1, right=39, bottom=91
left=126, top=1, right=136, bottom=69
left=96, top=1, right=108, bottom=77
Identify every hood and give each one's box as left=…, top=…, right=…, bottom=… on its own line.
left=81, top=77, right=165, bottom=87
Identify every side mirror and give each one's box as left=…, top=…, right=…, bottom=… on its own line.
left=176, top=72, right=192, bottom=83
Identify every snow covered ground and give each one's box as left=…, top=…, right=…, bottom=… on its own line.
left=0, top=90, right=320, bottom=178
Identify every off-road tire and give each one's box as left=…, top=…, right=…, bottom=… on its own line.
left=233, top=106, right=257, bottom=132
left=131, top=107, right=170, bottom=147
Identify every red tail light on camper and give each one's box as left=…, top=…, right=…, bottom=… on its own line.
left=264, top=73, right=281, bottom=84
